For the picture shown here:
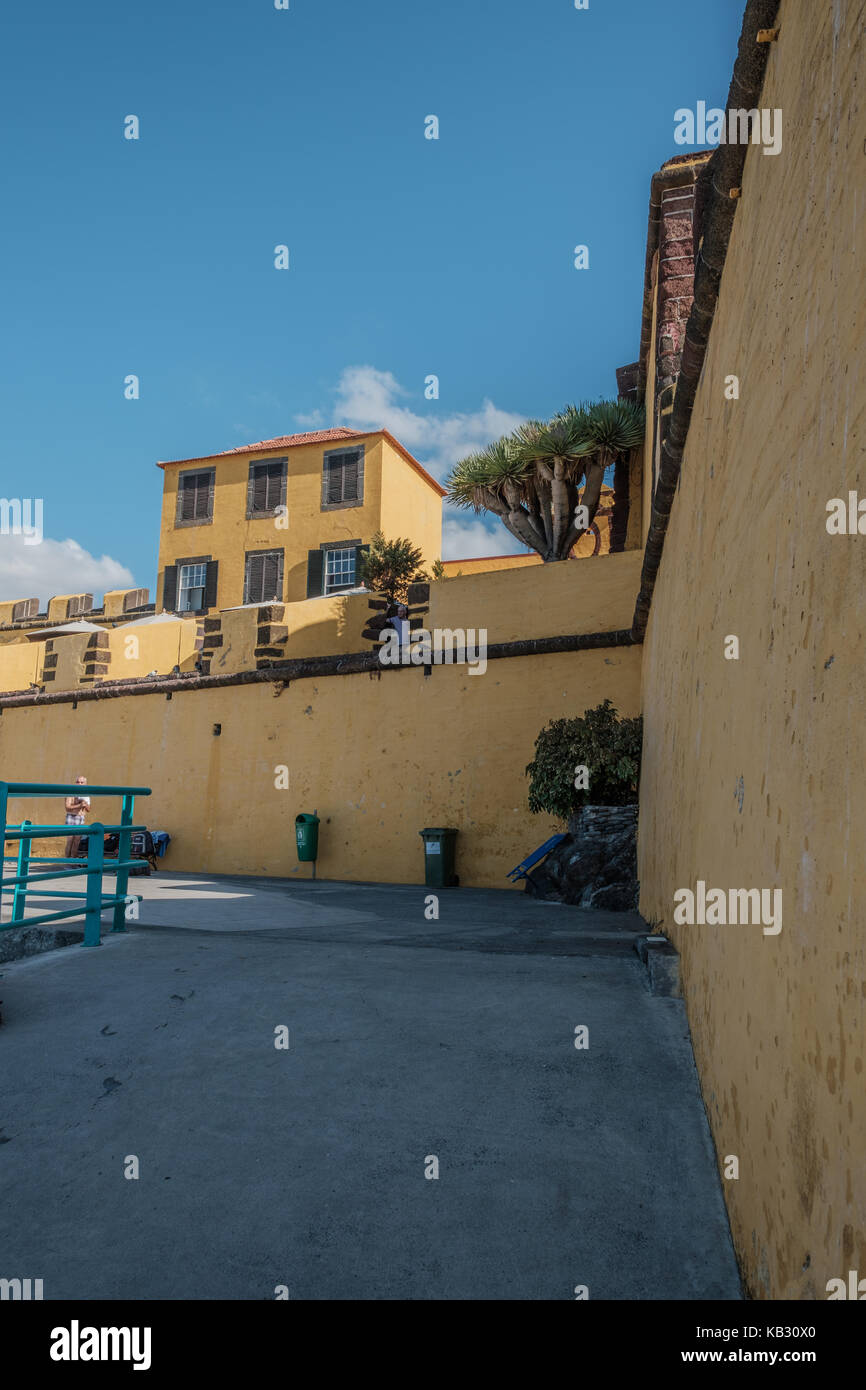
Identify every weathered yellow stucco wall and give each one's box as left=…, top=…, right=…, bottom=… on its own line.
left=430, top=550, right=642, bottom=644
left=0, top=601, right=36, bottom=628
left=0, top=646, right=641, bottom=889
left=638, top=0, right=865, bottom=1300
left=46, top=594, right=92, bottom=623
left=103, top=587, right=149, bottom=619
left=378, top=437, right=443, bottom=570
left=0, top=640, right=42, bottom=692
left=440, top=554, right=541, bottom=577
left=46, top=633, right=91, bottom=691
left=282, top=593, right=372, bottom=659
left=0, top=620, right=200, bottom=693
left=201, top=598, right=375, bottom=673
left=107, top=618, right=200, bottom=679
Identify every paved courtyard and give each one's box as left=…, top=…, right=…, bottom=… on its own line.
left=0, top=874, right=741, bottom=1299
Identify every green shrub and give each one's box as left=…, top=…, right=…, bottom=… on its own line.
left=358, top=531, right=428, bottom=602
left=525, top=699, right=642, bottom=821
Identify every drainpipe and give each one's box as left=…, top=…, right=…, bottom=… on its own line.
left=631, top=0, right=782, bottom=640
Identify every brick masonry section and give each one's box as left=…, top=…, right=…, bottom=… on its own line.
left=655, top=184, right=698, bottom=394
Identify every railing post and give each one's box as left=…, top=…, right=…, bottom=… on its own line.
left=0, top=782, right=7, bottom=915
left=82, top=825, right=104, bottom=947
left=112, top=793, right=134, bottom=933
left=11, top=819, right=32, bottom=923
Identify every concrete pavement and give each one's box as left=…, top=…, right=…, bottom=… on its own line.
left=0, top=874, right=741, bottom=1299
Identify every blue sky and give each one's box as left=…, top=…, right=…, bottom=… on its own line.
left=0, top=0, right=742, bottom=599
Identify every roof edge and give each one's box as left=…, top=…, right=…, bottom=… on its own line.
left=156, top=428, right=446, bottom=497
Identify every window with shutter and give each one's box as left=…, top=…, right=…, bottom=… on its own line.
left=176, top=469, right=215, bottom=526
left=247, top=459, right=287, bottom=518
left=178, top=562, right=207, bottom=611
left=244, top=550, right=284, bottom=604
left=321, top=447, right=364, bottom=509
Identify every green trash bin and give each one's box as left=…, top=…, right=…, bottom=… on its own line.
left=296, top=813, right=320, bottom=862
left=419, top=827, right=459, bottom=888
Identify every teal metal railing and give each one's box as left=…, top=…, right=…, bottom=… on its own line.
left=0, top=782, right=152, bottom=947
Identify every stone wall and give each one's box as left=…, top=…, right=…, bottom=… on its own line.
left=526, top=805, right=638, bottom=911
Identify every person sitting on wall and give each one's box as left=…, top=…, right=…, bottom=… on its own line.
left=386, top=603, right=411, bottom=648
left=64, top=775, right=91, bottom=859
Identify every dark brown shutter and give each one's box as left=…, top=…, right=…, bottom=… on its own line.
left=180, top=471, right=212, bottom=521
left=259, top=469, right=272, bottom=512
left=268, top=464, right=282, bottom=512
left=326, top=457, right=342, bottom=504
left=179, top=476, right=196, bottom=522
left=249, top=461, right=286, bottom=515
left=244, top=550, right=283, bottom=603
left=342, top=451, right=359, bottom=501
left=162, top=565, right=178, bottom=611
left=264, top=464, right=281, bottom=512
left=195, top=472, right=212, bottom=519
left=254, top=467, right=269, bottom=513
left=263, top=550, right=281, bottom=600
left=306, top=549, right=324, bottom=597
left=244, top=553, right=261, bottom=604
left=204, top=560, right=219, bottom=610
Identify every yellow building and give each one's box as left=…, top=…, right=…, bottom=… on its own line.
left=155, top=428, right=445, bottom=614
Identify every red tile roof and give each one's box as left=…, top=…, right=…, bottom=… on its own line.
left=157, top=427, right=446, bottom=496
left=158, top=428, right=363, bottom=464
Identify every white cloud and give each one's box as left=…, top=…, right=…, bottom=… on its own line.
left=294, top=408, right=324, bottom=427
left=332, top=365, right=526, bottom=481
left=0, top=534, right=136, bottom=607
left=442, top=514, right=530, bottom=561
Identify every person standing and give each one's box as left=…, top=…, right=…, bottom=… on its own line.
left=64, top=775, right=91, bottom=858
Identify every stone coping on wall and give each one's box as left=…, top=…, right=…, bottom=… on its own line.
left=0, top=628, right=639, bottom=708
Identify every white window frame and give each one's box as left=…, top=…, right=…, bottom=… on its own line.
left=178, top=562, right=207, bottom=612
left=324, top=547, right=356, bottom=594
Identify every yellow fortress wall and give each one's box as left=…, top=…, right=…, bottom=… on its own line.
left=429, top=550, right=641, bottom=644
left=0, top=640, right=42, bottom=692
left=0, top=647, right=641, bottom=889
left=106, top=617, right=200, bottom=678
left=637, top=0, right=865, bottom=1299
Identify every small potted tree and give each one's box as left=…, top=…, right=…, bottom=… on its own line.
left=359, top=532, right=441, bottom=647
left=524, top=699, right=642, bottom=909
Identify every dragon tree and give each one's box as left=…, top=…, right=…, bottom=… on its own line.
left=445, top=399, right=645, bottom=561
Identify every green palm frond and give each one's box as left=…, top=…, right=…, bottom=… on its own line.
left=513, top=411, right=586, bottom=467
left=446, top=437, right=531, bottom=510
left=581, top=398, right=645, bottom=453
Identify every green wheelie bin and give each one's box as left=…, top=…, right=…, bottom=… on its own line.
left=419, top=827, right=459, bottom=888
